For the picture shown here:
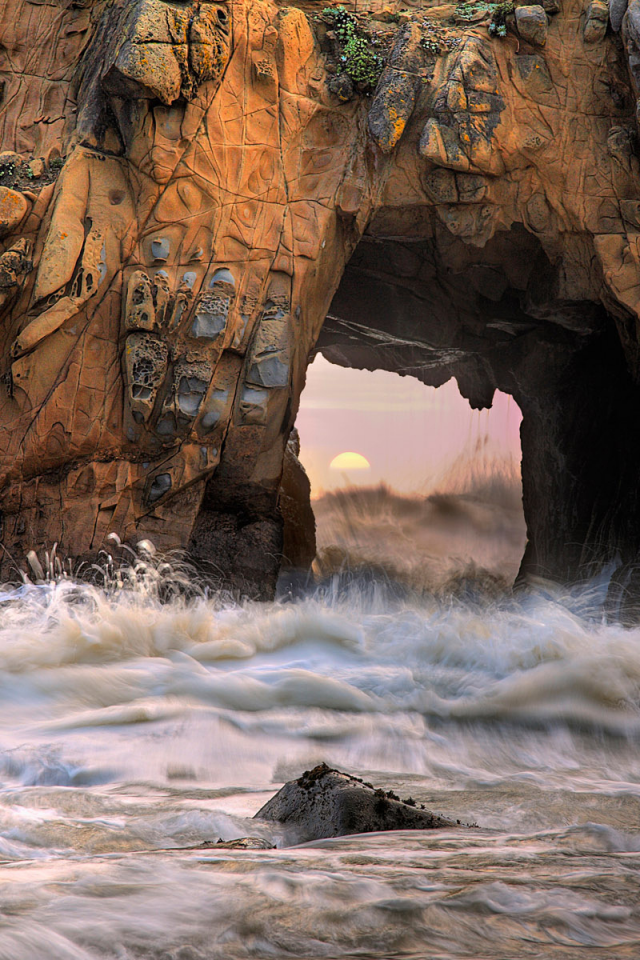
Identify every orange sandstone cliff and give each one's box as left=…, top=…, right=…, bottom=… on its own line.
left=1, top=0, right=640, bottom=598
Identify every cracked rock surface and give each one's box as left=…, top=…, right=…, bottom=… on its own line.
left=2, top=0, right=640, bottom=595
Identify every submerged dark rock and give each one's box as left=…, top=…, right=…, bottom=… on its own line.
left=213, top=837, right=275, bottom=850
left=254, top=763, right=456, bottom=842
left=188, top=837, right=275, bottom=850
left=173, top=837, right=275, bottom=851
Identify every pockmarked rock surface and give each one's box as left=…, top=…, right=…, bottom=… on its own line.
left=255, top=763, right=456, bottom=841
left=3, top=0, right=640, bottom=595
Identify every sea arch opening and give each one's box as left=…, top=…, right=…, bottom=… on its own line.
left=192, top=225, right=640, bottom=607
left=285, top=224, right=640, bottom=600
left=294, top=355, right=526, bottom=594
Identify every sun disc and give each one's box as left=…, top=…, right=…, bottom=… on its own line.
left=329, top=451, right=371, bottom=471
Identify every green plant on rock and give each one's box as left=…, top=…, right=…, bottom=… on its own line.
left=343, top=34, right=384, bottom=87
left=455, top=2, right=474, bottom=18
left=453, top=0, right=514, bottom=36
left=419, top=20, right=462, bottom=56
left=488, top=1, right=514, bottom=36
left=322, top=5, right=385, bottom=94
left=455, top=1, right=493, bottom=19
left=420, top=36, right=441, bottom=54
left=323, top=5, right=358, bottom=42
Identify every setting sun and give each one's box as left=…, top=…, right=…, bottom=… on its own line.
left=329, top=451, right=371, bottom=471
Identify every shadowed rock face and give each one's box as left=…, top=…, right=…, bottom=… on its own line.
left=1, top=0, right=640, bottom=595
left=255, top=763, right=456, bottom=841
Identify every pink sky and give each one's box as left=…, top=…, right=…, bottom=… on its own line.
left=295, top=356, right=523, bottom=497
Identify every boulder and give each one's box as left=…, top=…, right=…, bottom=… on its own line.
left=515, top=5, right=549, bottom=44
left=0, top=186, right=28, bottom=238
left=584, top=0, right=609, bottom=41
left=254, top=764, right=456, bottom=842
left=27, top=158, right=44, bottom=179
left=609, top=0, right=628, bottom=30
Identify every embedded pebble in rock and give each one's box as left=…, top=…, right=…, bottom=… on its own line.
left=515, top=5, right=548, bottom=44
left=0, top=186, right=28, bottom=237
left=584, top=0, right=609, bottom=41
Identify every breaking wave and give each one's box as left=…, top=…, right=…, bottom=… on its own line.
left=312, top=447, right=526, bottom=594
left=0, top=463, right=639, bottom=957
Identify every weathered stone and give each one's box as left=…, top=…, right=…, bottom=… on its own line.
left=436, top=202, right=498, bottom=246
left=457, top=173, right=488, bottom=203
left=419, top=36, right=505, bottom=175
left=368, top=68, right=420, bottom=152
left=584, top=0, right=609, bottom=42
left=151, top=239, right=170, bottom=262
left=45, top=146, right=61, bottom=170
left=0, top=151, right=21, bottom=168
left=213, top=837, right=274, bottom=850
left=27, top=158, right=44, bottom=179
left=526, top=193, right=552, bottom=232
left=124, top=334, right=168, bottom=423
left=610, top=0, right=628, bottom=29
left=1, top=0, right=640, bottom=603
left=279, top=428, right=316, bottom=572
left=255, top=764, right=456, bottom=842
left=0, top=238, right=31, bottom=312
left=100, top=0, right=230, bottom=106
left=423, top=168, right=458, bottom=203
left=327, top=73, right=355, bottom=102
left=608, top=124, right=638, bottom=167
left=515, top=5, right=549, bottom=44
left=368, top=25, right=425, bottom=153
left=173, top=361, right=212, bottom=420
left=512, top=55, right=555, bottom=100
left=0, top=187, right=28, bottom=238
left=0, top=239, right=31, bottom=288
left=125, top=271, right=156, bottom=331
left=148, top=473, right=172, bottom=503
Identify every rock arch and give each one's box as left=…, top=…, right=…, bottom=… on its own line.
left=1, top=0, right=640, bottom=597
left=319, top=228, right=640, bottom=587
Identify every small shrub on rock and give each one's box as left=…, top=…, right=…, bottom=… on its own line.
left=322, top=6, right=385, bottom=94
left=488, top=1, right=515, bottom=36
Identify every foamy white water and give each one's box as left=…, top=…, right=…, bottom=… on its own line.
left=0, top=573, right=639, bottom=958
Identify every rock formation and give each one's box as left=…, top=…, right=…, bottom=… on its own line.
left=254, top=763, right=455, bottom=840
left=2, top=0, right=640, bottom=595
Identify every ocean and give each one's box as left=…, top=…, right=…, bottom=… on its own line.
left=0, top=540, right=638, bottom=959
